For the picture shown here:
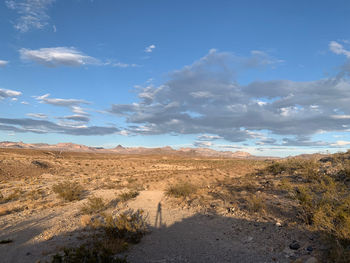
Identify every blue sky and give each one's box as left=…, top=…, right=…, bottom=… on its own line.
left=1, top=0, right=350, bottom=157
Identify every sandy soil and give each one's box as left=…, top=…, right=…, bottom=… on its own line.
left=0, top=149, right=322, bottom=263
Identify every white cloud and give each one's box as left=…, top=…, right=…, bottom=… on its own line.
left=0, top=60, right=9, bottom=67
left=113, top=62, right=139, bottom=68
left=20, top=47, right=100, bottom=67
left=6, top=0, right=55, bottom=32
left=108, top=48, right=350, bottom=146
left=26, top=113, right=47, bottom=119
left=34, top=93, right=90, bottom=107
left=145, top=44, right=156, bottom=53
left=329, top=41, right=350, bottom=58
left=331, top=140, right=350, bottom=146
left=0, top=88, right=22, bottom=99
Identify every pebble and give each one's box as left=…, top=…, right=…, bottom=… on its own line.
left=289, top=241, right=300, bottom=250
left=306, top=246, right=313, bottom=252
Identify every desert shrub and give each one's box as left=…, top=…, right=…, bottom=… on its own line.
left=104, top=209, right=147, bottom=244
left=277, top=156, right=350, bottom=262
left=52, top=181, right=84, bottom=202
left=51, top=244, right=128, bottom=263
left=118, top=191, right=139, bottom=202
left=165, top=182, right=197, bottom=198
left=0, top=188, right=23, bottom=203
left=246, top=194, right=266, bottom=213
left=27, top=189, right=45, bottom=201
left=81, top=196, right=106, bottom=214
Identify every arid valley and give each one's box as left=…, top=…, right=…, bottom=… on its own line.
left=1, top=144, right=349, bottom=262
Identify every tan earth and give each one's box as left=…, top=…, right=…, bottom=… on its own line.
left=0, top=148, right=323, bottom=263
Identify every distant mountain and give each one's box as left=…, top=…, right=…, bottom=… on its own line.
left=0, top=141, right=254, bottom=158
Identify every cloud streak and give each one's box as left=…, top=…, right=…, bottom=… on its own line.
left=145, top=44, right=156, bottom=53
left=0, top=60, right=9, bottom=67
left=6, top=0, right=54, bottom=32
left=0, top=118, right=119, bottom=135
left=20, top=47, right=100, bottom=67
left=0, top=88, right=22, bottom=99
left=34, top=94, right=90, bottom=107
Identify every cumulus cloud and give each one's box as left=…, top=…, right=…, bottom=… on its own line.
left=108, top=48, right=350, bottom=146
left=6, top=0, right=54, bottom=32
left=0, top=88, right=22, bottom=99
left=0, top=118, right=119, bottom=135
left=0, top=60, right=9, bottom=67
left=20, top=47, right=100, bottom=67
left=145, top=44, right=156, bottom=53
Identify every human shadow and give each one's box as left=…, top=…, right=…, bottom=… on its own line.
left=2, top=211, right=329, bottom=263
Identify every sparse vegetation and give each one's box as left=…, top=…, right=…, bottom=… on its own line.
left=104, top=209, right=147, bottom=244
left=165, top=182, right=197, bottom=198
left=51, top=245, right=128, bottom=263
left=81, top=196, right=106, bottom=214
left=52, top=181, right=84, bottom=201
left=246, top=194, right=266, bottom=213
left=118, top=190, right=139, bottom=202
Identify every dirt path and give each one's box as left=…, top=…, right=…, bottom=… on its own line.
left=124, top=191, right=311, bottom=263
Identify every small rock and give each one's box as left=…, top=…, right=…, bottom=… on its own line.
left=305, top=257, right=318, bottom=263
left=275, top=221, right=282, bottom=227
left=289, top=241, right=301, bottom=250
left=306, top=246, right=313, bottom=252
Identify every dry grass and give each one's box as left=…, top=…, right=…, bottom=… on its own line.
left=81, top=196, right=106, bottom=214
left=118, top=190, right=139, bottom=202
left=165, top=182, right=197, bottom=198
left=52, top=181, right=84, bottom=202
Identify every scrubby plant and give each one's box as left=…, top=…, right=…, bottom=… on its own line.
left=81, top=196, right=106, bottom=214
left=274, top=156, right=350, bottom=262
left=246, top=194, right=266, bottom=213
left=118, top=191, right=139, bottom=202
left=104, top=209, right=147, bottom=244
left=165, top=182, right=197, bottom=198
left=52, top=181, right=84, bottom=202
left=51, top=244, right=128, bottom=263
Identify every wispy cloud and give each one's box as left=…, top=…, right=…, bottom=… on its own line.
left=329, top=41, right=350, bottom=58
left=0, top=88, right=22, bottom=99
left=6, top=0, right=55, bottom=32
left=20, top=47, right=100, bottom=67
left=113, top=62, right=139, bottom=68
left=145, top=44, right=156, bottom=53
left=0, top=117, right=119, bottom=135
left=26, top=113, right=47, bottom=119
left=58, top=115, right=90, bottom=122
left=0, top=60, right=9, bottom=67
left=34, top=93, right=90, bottom=107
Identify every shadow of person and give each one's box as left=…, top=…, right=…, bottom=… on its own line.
left=154, top=202, right=163, bottom=228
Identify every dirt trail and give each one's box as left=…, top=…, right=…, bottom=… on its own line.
left=124, top=191, right=298, bottom=263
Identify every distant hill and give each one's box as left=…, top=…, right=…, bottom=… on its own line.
left=0, top=141, right=258, bottom=158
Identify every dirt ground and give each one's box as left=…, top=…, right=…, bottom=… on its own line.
left=0, top=148, right=323, bottom=263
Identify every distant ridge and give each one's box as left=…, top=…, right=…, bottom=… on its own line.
left=0, top=141, right=255, bottom=158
